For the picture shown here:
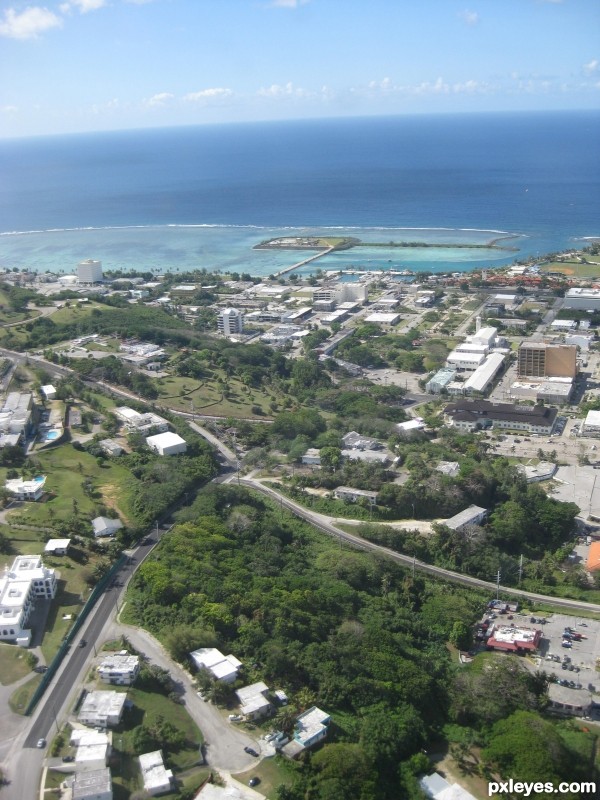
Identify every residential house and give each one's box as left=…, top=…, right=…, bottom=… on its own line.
left=92, top=517, right=123, bottom=538
left=146, top=431, right=187, bottom=456
left=139, top=750, right=173, bottom=796
left=72, top=768, right=112, bottom=800
left=71, top=730, right=112, bottom=772
left=44, top=538, right=71, bottom=556
left=281, top=706, right=331, bottom=759
left=5, top=475, right=46, bottom=501
left=97, top=653, right=140, bottom=686
left=235, top=682, right=272, bottom=720
left=444, top=505, right=487, bottom=532
left=78, top=691, right=127, bottom=729
left=301, top=448, right=321, bottom=466
left=334, top=487, right=378, bottom=505
left=190, top=648, right=242, bottom=684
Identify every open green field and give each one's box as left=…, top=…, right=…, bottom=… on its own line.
left=541, top=260, right=600, bottom=279
left=155, top=372, right=274, bottom=418
left=0, top=288, right=33, bottom=325
left=0, top=642, right=34, bottom=685
left=234, top=756, right=297, bottom=799
left=9, top=673, right=42, bottom=713
left=48, top=301, right=104, bottom=325
left=2, top=443, right=134, bottom=528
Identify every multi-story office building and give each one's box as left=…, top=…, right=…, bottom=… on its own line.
left=77, top=259, right=103, bottom=284
left=217, top=308, right=244, bottom=335
left=517, top=342, right=577, bottom=379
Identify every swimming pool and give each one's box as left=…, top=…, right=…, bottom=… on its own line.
left=45, top=430, right=60, bottom=441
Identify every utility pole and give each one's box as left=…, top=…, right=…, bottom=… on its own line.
left=518, top=554, right=523, bottom=585
left=496, top=569, right=501, bottom=601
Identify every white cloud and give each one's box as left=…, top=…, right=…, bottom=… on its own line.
left=258, top=81, right=310, bottom=98
left=145, top=92, right=174, bottom=107
left=61, top=0, right=107, bottom=12
left=459, top=9, right=479, bottom=26
left=184, top=88, right=233, bottom=102
left=270, top=0, right=310, bottom=7
left=584, top=59, right=599, bottom=74
left=0, top=105, right=18, bottom=113
left=0, top=6, right=62, bottom=39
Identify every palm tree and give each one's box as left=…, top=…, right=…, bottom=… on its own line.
left=273, top=705, right=299, bottom=735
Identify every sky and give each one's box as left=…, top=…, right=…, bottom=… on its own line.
left=0, top=0, right=599, bottom=138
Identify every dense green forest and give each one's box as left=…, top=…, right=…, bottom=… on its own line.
left=123, top=485, right=596, bottom=800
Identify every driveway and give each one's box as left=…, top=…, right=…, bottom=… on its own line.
left=111, top=623, right=262, bottom=772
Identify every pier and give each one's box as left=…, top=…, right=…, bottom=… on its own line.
left=273, top=246, right=334, bottom=278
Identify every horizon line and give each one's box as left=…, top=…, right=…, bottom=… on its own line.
left=2, top=107, right=599, bottom=143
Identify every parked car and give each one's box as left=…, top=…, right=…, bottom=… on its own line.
left=249, top=777, right=260, bottom=787
left=33, top=665, right=47, bottom=673
left=244, top=747, right=259, bottom=757
left=62, top=755, right=74, bottom=763
left=228, top=715, right=242, bottom=722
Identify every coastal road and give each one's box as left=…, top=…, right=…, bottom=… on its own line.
left=238, top=477, right=600, bottom=615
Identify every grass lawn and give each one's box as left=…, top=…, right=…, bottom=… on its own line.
left=0, top=642, right=34, bottom=684
left=9, top=673, right=42, bottom=713
left=48, top=302, right=104, bottom=325
left=2, top=442, right=135, bottom=527
left=234, top=755, right=297, bottom=799
left=108, top=680, right=205, bottom=798
left=156, top=372, right=274, bottom=418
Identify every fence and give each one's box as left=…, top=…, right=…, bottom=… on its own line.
left=24, top=553, right=127, bottom=716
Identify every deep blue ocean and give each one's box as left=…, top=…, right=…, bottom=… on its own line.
left=0, top=111, right=598, bottom=276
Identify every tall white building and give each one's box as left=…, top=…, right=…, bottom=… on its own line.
left=217, top=308, right=244, bottom=335
left=77, top=259, right=103, bottom=284
left=0, top=555, right=57, bottom=646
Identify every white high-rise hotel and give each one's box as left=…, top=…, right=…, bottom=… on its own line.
left=217, top=308, right=244, bottom=335
left=77, top=259, right=103, bottom=284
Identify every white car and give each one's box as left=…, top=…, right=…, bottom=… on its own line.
left=36, top=738, right=46, bottom=749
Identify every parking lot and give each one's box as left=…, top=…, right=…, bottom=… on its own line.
left=528, top=612, right=600, bottom=691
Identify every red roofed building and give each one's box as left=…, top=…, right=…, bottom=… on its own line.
left=586, top=541, right=600, bottom=572
left=487, top=625, right=542, bottom=654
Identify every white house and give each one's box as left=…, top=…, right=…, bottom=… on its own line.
left=71, top=730, right=112, bottom=772
left=92, top=516, right=123, bottom=538
left=72, top=768, right=112, bottom=800
left=44, top=538, right=71, bottom=556
left=146, top=431, right=187, bottom=456
left=41, top=385, right=57, bottom=401
left=282, top=706, right=331, bottom=759
left=78, top=691, right=127, bottom=729
left=190, top=648, right=242, bottom=684
left=301, top=448, right=321, bottom=465
left=235, top=681, right=272, bottom=720
left=444, top=505, right=488, bottom=532
left=139, top=751, right=173, bottom=796
left=396, top=418, right=426, bottom=437
left=113, top=407, right=169, bottom=434
left=5, top=475, right=46, bottom=501
left=97, top=652, right=140, bottom=686
left=334, top=486, right=378, bottom=505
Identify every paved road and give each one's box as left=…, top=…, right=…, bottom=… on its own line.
left=239, top=477, right=600, bottom=615
left=0, top=529, right=261, bottom=800
left=109, top=624, right=259, bottom=771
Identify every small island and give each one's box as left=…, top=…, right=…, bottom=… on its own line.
left=253, top=234, right=519, bottom=252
